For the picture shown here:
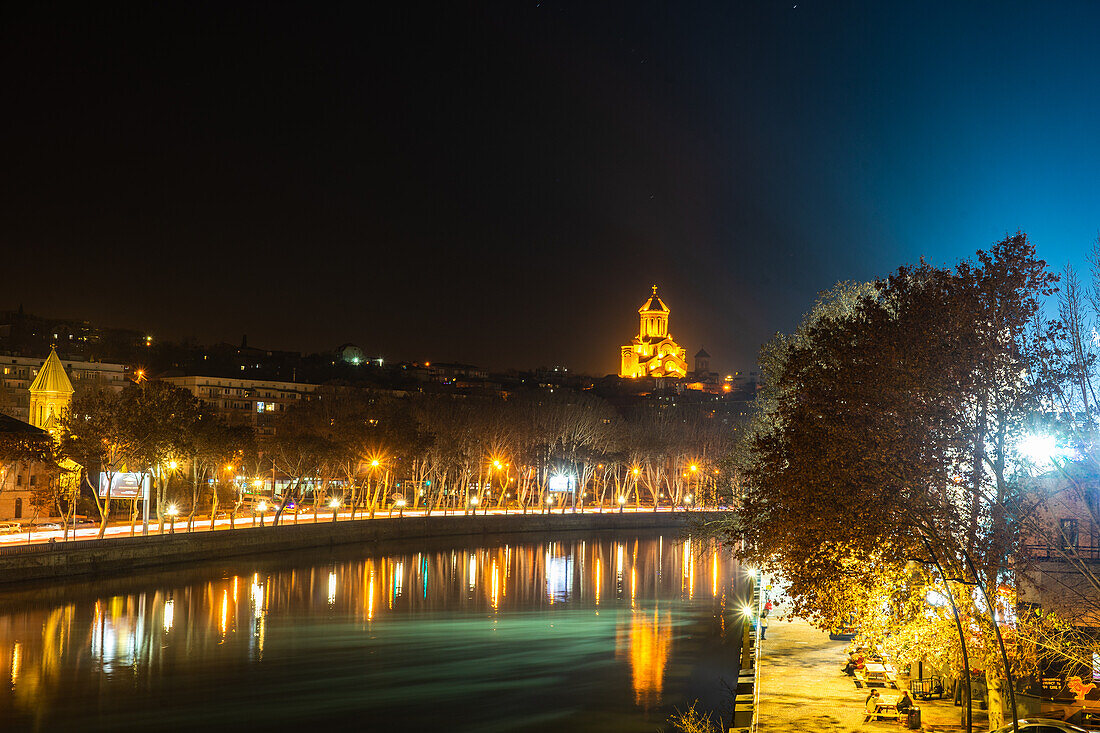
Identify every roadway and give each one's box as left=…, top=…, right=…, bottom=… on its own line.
left=0, top=505, right=687, bottom=547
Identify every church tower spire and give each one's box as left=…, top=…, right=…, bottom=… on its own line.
left=28, top=346, right=74, bottom=432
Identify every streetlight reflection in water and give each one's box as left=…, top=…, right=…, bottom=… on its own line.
left=0, top=532, right=744, bottom=733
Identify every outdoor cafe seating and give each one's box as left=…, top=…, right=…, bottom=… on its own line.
left=863, top=699, right=900, bottom=723
left=856, top=662, right=900, bottom=690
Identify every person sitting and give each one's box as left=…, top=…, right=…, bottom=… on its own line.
left=895, top=690, right=914, bottom=714
left=843, top=651, right=865, bottom=676
left=864, top=689, right=882, bottom=716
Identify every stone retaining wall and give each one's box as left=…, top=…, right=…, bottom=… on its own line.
left=0, top=510, right=723, bottom=584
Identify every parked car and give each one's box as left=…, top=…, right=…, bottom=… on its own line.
left=990, top=719, right=1087, bottom=733
left=0, top=522, right=22, bottom=534
left=30, top=522, right=63, bottom=531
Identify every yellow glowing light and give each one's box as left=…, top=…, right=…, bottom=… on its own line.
left=163, top=599, right=175, bottom=632
left=470, top=496, right=479, bottom=505
left=225, top=464, right=234, bottom=472
left=257, top=501, right=268, bottom=512
left=11, top=642, right=21, bottom=686
left=492, top=460, right=502, bottom=469
left=167, top=460, right=178, bottom=470
left=370, top=459, right=380, bottom=468
left=595, top=558, right=601, bottom=605
left=329, top=498, right=341, bottom=509
left=618, top=495, right=627, bottom=504
left=632, top=468, right=640, bottom=476
left=491, top=560, right=500, bottom=610
left=252, top=479, right=264, bottom=489
left=690, top=464, right=697, bottom=472
left=367, top=569, right=375, bottom=621
left=166, top=504, right=178, bottom=517
left=395, top=499, right=406, bottom=508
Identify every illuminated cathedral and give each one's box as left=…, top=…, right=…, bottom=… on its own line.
left=619, top=286, right=688, bottom=378
left=29, top=347, right=73, bottom=434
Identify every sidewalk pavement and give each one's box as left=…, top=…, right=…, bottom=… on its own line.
left=757, top=614, right=989, bottom=732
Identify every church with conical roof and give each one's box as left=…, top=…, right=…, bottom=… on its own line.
left=619, top=287, right=688, bottom=378
left=28, top=346, right=74, bottom=434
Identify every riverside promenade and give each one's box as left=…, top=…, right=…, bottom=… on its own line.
left=757, top=614, right=987, bottom=732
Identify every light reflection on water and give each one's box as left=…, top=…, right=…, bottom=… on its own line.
left=0, top=531, right=742, bottom=732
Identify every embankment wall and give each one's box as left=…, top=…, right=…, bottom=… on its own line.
left=0, top=510, right=727, bottom=584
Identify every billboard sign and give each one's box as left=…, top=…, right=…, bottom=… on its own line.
left=98, top=472, right=151, bottom=499
left=548, top=474, right=576, bottom=492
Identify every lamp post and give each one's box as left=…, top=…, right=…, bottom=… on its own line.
left=329, top=497, right=341, bottom=522
left=257, top=500, right=268, bottom=527
left=618, top=495, right=626, bottom=513
left=545, top=494, right=554, bottom=515
left=166, top=504, right=178, bottom=534
left=395, top=498, right=406, bottom=518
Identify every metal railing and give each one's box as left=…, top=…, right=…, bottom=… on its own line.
left=1023, top=543, right=1100, bottom=561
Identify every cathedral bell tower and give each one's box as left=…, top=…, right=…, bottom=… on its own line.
left=28, top=347, right=74, bottom=434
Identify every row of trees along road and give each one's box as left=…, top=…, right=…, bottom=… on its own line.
left=720, top=233, right=1100, bottom=733
left=48, top=381, right=736, bottom=538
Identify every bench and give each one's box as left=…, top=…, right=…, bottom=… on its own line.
left=863, top=708, right=900, bottom=723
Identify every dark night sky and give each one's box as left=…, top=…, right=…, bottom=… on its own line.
left=4, top=2, right=1100, bottom=374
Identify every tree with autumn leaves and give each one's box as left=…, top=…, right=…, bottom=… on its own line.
left=727, top=233, right=1058, bottom=731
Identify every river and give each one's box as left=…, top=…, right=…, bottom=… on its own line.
left=0, top=530, right=744, bottom=732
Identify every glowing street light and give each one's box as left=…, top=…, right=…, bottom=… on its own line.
left=1017, top=433, right=1059, bottom=466
left=167, top=460, right=178, bottom=470
left=166, top=504, right=179, bottom=534
left=257, top=500, right=268, bottom=527
left=329, top=497, right=341, bottom=522
left=395, top=497, right=407, bottom=518
left=618, top=495, right=626, bottom=513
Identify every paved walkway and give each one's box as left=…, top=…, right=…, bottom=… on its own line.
left=757, top=614, right=989, bottom=732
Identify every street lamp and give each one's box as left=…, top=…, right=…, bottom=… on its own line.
left=545, top=494, right=554, bottom=514
left=257, top=500, right=268, bottom=527
left=684, top=494, right=693, bottom=511
left=395, top=498, right=406, bottom=518
left=329, top=497, right=341, bottom=522
left=618, top=495, right=626, bottom=513
left=166, top=504, right=179, bottom=534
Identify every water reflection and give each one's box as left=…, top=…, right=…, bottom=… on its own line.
left=0, top=532, right=742, bottom=732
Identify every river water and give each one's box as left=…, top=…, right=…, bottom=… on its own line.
left=0, top=530, right=744, bottom=732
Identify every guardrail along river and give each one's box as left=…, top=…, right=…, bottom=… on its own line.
left=0, top=529, right=744, bottom=732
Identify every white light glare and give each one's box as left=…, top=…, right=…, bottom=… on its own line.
left=1017, top=434, right=1058, bottom=465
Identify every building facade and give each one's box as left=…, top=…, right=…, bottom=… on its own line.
left=619, top=287, right=688, bottom=378
left=0, top=352, right=127, bottom=423
left=162, top=375, right=320, bottom=435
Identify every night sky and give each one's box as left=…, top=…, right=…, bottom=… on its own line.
left=4, top=2, right=1100, bottom=374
